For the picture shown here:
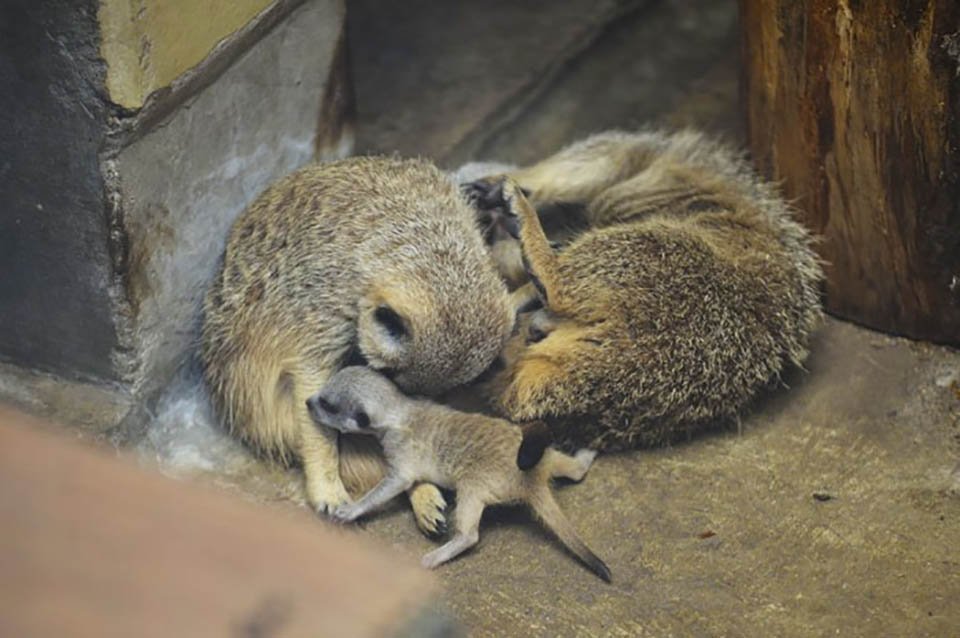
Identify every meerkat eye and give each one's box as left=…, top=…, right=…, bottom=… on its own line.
left=354, top=410, right=370, bottom=428
left=374, top=305, right=407, bottom=339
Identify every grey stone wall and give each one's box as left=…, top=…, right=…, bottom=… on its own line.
left=113, top=0, right=347, bottom=400
left=0, top=0, right=352, bottom=431
left=0, top=0, right=122, bottom=383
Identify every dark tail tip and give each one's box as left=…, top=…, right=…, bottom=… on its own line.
left=585, top=552, right=612, bottom=583
left=517, top=420, right=552, bottom=471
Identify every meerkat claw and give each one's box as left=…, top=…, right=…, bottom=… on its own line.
left=409, top=483, right=450, bottom=538
left=461, top=177, right=503, bottom=209
left=463, top=178, right=522, bottom=240
left=329, top=503, right=359, bottom=524
left=308, top=478, right=353, bottom=524
left=418, top=503, right=449, bottom=539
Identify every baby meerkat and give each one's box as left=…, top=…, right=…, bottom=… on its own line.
left=201, top=157, right=514, bottom=532
left=307, top=366, right=611, bottom=582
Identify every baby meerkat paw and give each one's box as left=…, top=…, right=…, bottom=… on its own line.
left=420, top=549, right=447, bottom=570
left=410, top=484, right=449, bottom=539
left=329, top=502, right=362, bottom=524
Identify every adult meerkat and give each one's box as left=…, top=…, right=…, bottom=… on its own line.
left=201, top=157, right=514, bottom=529
left=465, top=129, right=823, bottom=450
left=307, top=366, right=610, bottom=582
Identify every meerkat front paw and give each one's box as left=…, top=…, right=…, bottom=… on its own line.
left=410, top=483, right=449, bottom=538
left=307, top=478, right=352, bottom=517
left=462, top=177, right=524, bottom=240
left=461, top=176, right=505, bottom=208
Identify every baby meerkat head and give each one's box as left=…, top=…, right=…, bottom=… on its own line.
left=306, top=367, right=398, bottom=435
left=356, top=276, right=514, bottom=395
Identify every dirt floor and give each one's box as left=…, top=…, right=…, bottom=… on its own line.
left=3, top=1, right=958, bottom=636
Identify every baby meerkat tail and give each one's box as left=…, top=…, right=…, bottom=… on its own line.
left=338, top=435, right=388, bottom=496
left=528, top=486, right=611, bottom=582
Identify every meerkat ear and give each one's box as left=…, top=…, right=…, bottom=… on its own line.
left=373, top=305, right=408, bottom=340
left=357, top=288, right=414, bottom=370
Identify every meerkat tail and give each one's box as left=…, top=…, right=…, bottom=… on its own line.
left=205, top=339, right=302, bottom=464
left=338, top=435, right=389, bottom=496
left=528, top=486, right=611, bottom=582
left=506, top=131, right=660, bottom=205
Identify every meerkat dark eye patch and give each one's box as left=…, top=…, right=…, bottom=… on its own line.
left=374, top=305, right=407, bottom=339
left=317, top=396, right=339, bottom=414
left=354, top=410, right=370, bottom=428
left=527, top=325, right=548, bottom=344
left=516, top=295, right=543, bottom=315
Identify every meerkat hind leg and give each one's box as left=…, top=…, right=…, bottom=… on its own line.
left=421, top=495, right=484, bottom=569
left=546, top=449, right=598, bottom=482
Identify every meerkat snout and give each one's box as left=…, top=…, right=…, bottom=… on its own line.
left=308, top=366, right=399, bottom=434
left=306, top=391, right=371, bottom=435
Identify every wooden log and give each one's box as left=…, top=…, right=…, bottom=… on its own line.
left=0, top=407, right=450, bottom=638
left=740, top=0, right=960, bottom=344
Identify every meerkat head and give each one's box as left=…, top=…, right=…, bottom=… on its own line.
left=306, top=366, right=399, bottom=436
left=356, top=273, right=514, bottom=395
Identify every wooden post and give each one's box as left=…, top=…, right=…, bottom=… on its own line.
left=740, top=0, right=960, bottom=344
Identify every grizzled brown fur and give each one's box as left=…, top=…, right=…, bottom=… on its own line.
left=470, top=130, right=823, bottom=450
left=201, top=157, right=513, bottom=520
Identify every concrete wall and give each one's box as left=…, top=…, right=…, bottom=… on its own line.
left=0, top=0, right=352, bottom=431
left=115, top=0, right=346, bottom=399
left=98, top=0, right=275, bottom=109
left=0, top=0, right=123, bottom=383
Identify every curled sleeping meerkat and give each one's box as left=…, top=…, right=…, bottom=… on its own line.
left=201, top=157, right=514, bottom=533
left=307, top=366, right=611, bottom=582
left=462, top=129, right=823, bottom=450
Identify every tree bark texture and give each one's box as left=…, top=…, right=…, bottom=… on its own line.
left=741, top=0, right=960, bottom=344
